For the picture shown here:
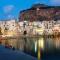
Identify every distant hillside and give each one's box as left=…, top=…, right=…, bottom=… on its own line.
left=19, top=4, right=60, bottom=21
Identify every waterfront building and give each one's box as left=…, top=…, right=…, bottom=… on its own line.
left=0, top=19, right=20, bottom=36
left=19, top=4, right=60, bottom=35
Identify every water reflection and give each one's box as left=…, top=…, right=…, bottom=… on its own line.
left=0, top=35, right=60, bottom=56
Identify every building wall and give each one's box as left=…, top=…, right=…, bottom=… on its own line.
left=0, top=19, right=60, bottom=36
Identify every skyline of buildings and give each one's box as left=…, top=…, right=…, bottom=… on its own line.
left=0, top=1, right=60, bottom=60
left=0, top=4, right=59, bottom=37
left=0, top=19, right=59, bottom=36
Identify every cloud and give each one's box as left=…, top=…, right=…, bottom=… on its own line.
left=7, top=15, right=15, bottom=19
left=3, top=5, right=14, bottom=13
left=50, top=0, right=60, bottom=5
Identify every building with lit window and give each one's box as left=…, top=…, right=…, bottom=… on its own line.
left=18, top=4, right=60, bottom=35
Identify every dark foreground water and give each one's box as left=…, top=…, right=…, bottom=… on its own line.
left=0, top=45, right=37, bottom=60
left=0, top=36, right=60, bottom=60
left=41, top=50, right=60, bottom=60
left=0, top=45, right=60, bottom=60
left=22, top=48, right=60, bottom=60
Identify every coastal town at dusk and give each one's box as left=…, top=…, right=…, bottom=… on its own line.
left=0, top=0, right=60, bottom=60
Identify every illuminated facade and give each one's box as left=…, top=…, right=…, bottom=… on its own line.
left=18, top=4, right=60, bottom=35
left=0, top=20, right=20, bottom=37
left=0, top=4, right=60, bottom=55
left=18, top=20, right=60, bottom=35
left=0, top=20, right=60, bottom=36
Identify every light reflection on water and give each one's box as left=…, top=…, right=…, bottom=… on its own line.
left=0, top=36, right=60, bottom=54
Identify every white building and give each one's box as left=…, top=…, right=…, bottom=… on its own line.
left=44, top=20, right=55, bottom=35
left=1, top=20, right=19, bottom=36
left=0, top=19, right=60, bottom=36
left=32, top=21, right=45, bottom=35
left=5, top=20, right=16, bottom=31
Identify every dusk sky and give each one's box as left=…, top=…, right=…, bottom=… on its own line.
left=0, top=0, right=60, bottom=20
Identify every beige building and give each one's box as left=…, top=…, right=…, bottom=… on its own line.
left=0, top=19, right=60, bottom=36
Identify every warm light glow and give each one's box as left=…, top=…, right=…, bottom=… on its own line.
left=7, top=31, right=15, bottom=36
left=2, top=30, right=16, bottom=37
left=35, top=41, right=37, bottom=53
left=35, top=28, right=44, bottom=35
left=38, top=38, right=44, bottom=49
left=53, top=25, right=60, bottom=31
left=36, top=29, right=43, bottom=32
left=2, top=35, right=13, bottom=37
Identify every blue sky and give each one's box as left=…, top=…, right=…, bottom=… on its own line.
left=0, top=0, right=60, bottom=20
